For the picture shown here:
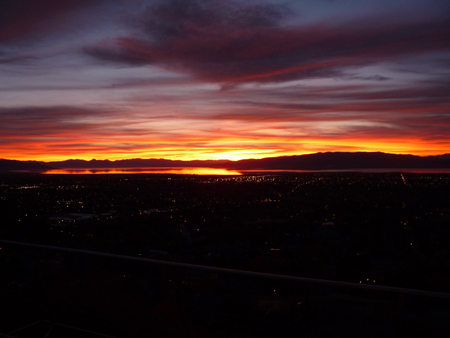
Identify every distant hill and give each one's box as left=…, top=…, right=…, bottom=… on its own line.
left=1, top=152, right=450, bottom=172
left=226, top=152, right=450, bottom=170
left=0, top=159, right=53, bottom=172
left=49, top=152, right=450, bottom=170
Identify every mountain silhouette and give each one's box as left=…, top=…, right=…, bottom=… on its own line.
left=0, top=159, right=53, bottom=172
left=226, top=152, right=450, bottom=170
left=2, top=152, right=450, bottom=172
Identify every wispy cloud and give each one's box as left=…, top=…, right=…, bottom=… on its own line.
left=86, top=0, right=450, bottom=84
left=0, top=0, right=106, bottom=42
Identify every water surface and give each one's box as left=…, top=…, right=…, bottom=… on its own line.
left=43, top=167, right=242, bottom=175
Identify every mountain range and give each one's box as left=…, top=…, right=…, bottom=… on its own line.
left=1, top=152, right=450, bottom=172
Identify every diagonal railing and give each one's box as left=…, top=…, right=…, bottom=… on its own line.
left=1, top=239, right=450, bottom=337
left=2, top=240, right=450, bottom=299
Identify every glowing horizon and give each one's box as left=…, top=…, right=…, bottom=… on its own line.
left=2, top=138, right=449, bottom=163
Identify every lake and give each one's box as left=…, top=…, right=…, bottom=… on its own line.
left=41, top=167, right=450, bottom=175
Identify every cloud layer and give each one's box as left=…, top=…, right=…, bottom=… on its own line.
left=1, top=0, right=449, bottom=161
left=86, top=0, right=450, bottom=84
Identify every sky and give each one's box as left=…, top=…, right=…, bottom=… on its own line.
left=1, top=0, right=449, bottom=162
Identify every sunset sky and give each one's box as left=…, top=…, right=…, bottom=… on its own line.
left=1, top=0, right=449, bottom=161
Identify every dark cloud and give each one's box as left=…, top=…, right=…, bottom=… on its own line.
left=204, top=100, right=450, bottom=123
left=227, top=80, right=450, bottom=109
left=343, top=74, right=390, bottom=81
left=0, top=106, right=113, bottom=136
left=85, top=0, right=450, bottom=84
left=316, top=81, right=450, bottom=103
left=0, top=0, right=105, bottom=42
left=0, top=76, right=194, bottom=91
left=0, top=53, right=37, bottom=64
left=141, top=0, right=285, bottom=41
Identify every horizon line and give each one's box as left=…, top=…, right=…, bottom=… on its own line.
left=3, top=151, right=450, bottom=163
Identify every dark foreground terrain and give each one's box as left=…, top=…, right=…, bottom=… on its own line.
left=1, top=172, right=450, bottom=337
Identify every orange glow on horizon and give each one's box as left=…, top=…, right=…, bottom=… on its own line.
left=1, top=135, right=449, bottom=162
left=2, top=146, right=449, bottom=163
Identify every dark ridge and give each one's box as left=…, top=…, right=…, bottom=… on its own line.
left=226, top=152, right=450, bottom=170
left=2, top=152, right=450, bottom=172
left=48, top=152, right=450, bottom=170
left=0, top=159, right=53, bottom=172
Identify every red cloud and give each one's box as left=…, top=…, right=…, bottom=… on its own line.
left=0, top=0, right=105, bottom=42
left=85, top=0, right=450, bottom=84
